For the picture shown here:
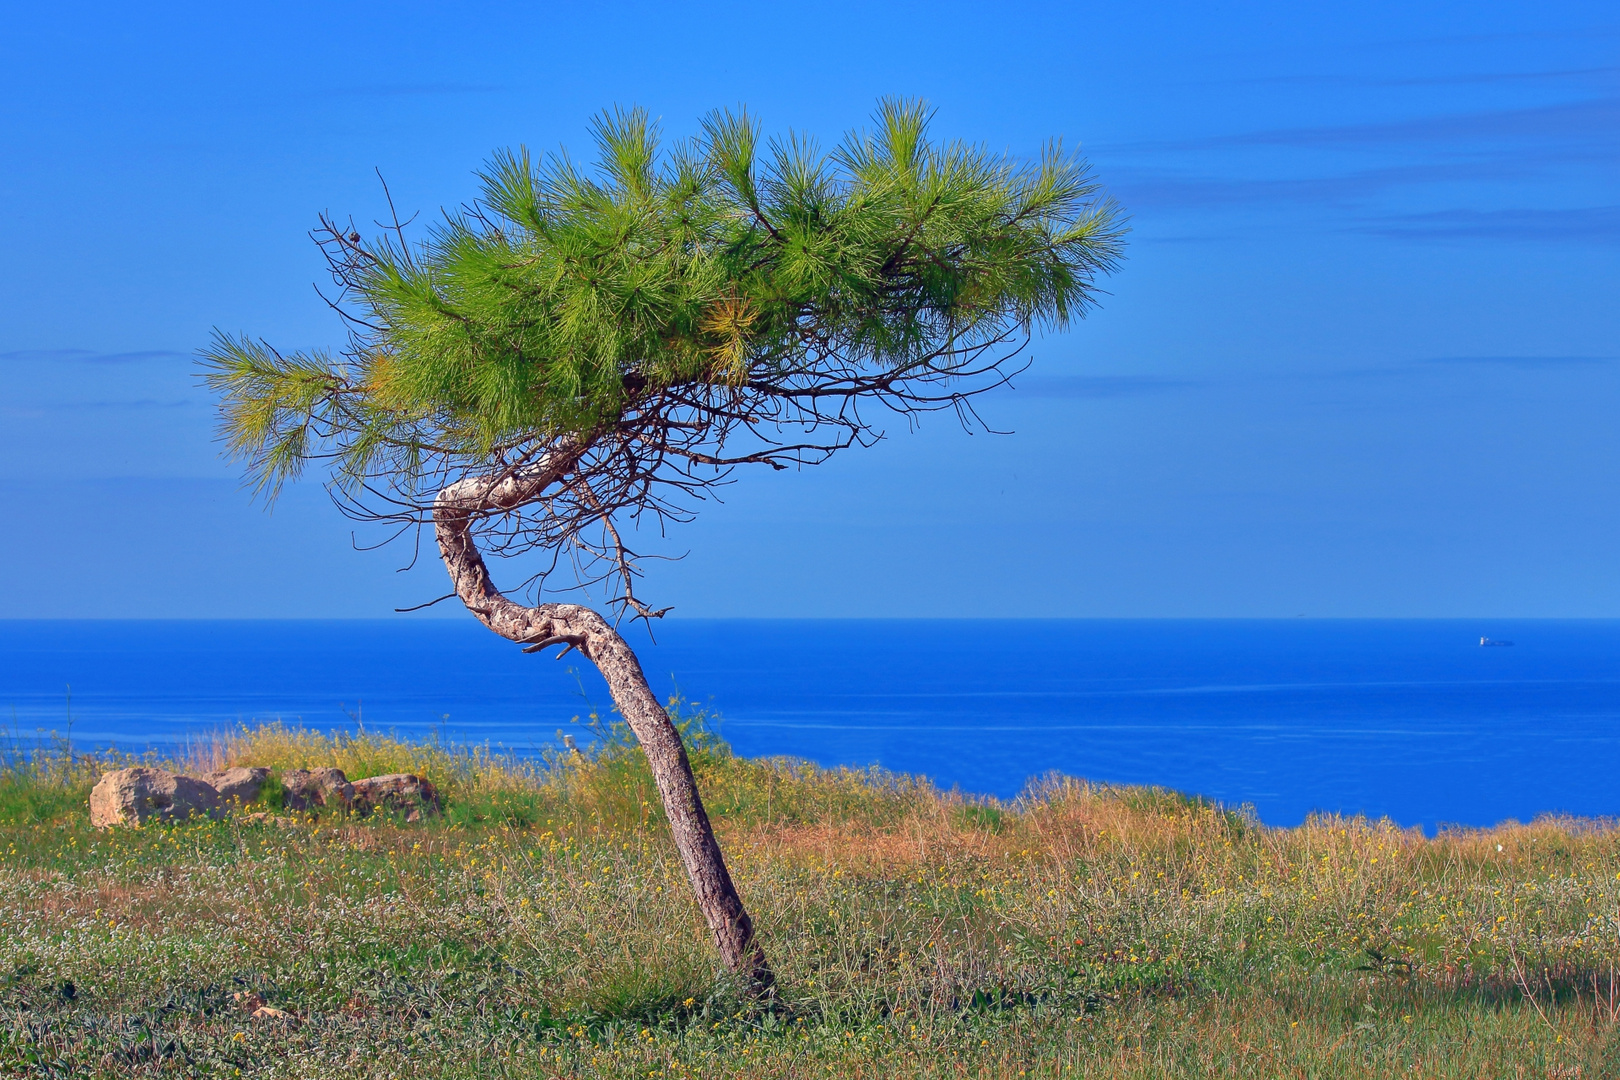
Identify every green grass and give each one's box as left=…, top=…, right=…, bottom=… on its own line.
left=3, top=716, right=1620, bottom=1077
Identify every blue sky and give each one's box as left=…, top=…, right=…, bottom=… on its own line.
left=1, top=1, right=1615, bottom=618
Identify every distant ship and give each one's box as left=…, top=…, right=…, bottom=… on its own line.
left=1480, top=637, right=1514, bottom=647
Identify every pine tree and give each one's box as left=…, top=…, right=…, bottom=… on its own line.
left=202, top=99, right=1126, bottom=989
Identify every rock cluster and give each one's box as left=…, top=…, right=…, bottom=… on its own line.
left=89, top=768, right=224, bottom=828
left=88, top=765, right=440, bottom=827
left=280, top=767, right=354, bottom=811
left=352, top=773, right=442, bottom=821
left=201, top=766, right=271, bottom=805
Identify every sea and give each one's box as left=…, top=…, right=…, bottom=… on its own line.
left=2, top=619, right=1617, bottom=832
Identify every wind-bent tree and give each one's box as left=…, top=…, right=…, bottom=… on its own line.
left=202, top=100, right=1124, bottom=990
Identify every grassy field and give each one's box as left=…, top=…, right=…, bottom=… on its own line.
left=2, top=712, right=1618, bottom=1078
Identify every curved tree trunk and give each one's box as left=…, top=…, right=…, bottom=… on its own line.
left=434, top=466, right=772, bottom=990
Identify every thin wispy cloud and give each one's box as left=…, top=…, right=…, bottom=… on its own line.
left=1356, top=206, right=1620, bottom=242
left=1231, top=96, right=1620, bottom=150
left=1013, top=375, right=1197, bottom=399
left=1232, top=66, right=1620, bottom=90
left=1, top=398, right=193, bottom=416
left=1096, top=95, right=1618, bottom=228
left=1002, top=359, right=1617, bottom=402
left=1309, top=355, right=1620, bottom=383
left=0, top=348, right=95, bottom=362
left=1111, top=158, right=1546, bottom=213
left=84, top=397, right=194, bottom=408
left=0, top=348, right=188, bottom=364
left=1175, top=24, right=1620, bottom=74
left=1420, top=355, right=1616, bottom=369
left=1105, top=97, right=1620, bottom=156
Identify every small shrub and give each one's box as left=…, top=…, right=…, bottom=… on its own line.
left=952, top=802, right=1007, bottom=834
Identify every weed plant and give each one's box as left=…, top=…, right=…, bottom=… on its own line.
left=3, top=711, right=1619, bottom=1077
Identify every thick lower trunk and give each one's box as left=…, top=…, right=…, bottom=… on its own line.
left=433, top=471, right=771, bottom=989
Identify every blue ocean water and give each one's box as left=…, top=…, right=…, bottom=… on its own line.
left=1, top=619, right=1616, bottom=831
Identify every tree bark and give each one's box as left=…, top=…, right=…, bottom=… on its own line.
left=433, top=462, right=772, bottom=990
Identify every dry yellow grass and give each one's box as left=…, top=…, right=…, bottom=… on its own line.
left=2, top=722, right=1618, bottom=1077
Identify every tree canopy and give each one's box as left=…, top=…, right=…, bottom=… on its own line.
left=202, top=99, right=1126, bottom=615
